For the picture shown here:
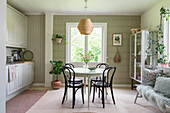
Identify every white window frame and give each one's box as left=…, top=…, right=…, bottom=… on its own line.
left=66, top=22, right=107, bottom=65
left=163, top=18, right=170, bottom=61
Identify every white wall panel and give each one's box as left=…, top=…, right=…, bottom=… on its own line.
left=27, top=15, right=45, bottom=83
left=0, top=0, right=7, bottom=112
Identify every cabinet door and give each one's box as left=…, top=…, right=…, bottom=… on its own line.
left=27, top=63, right=34, bottom=84
left=22, top=64, right=28, bottom=86
left=8, top=65, right=19, bottom=95
left=15, top=13, right=22, bottom=46
left=17, top=64, right=23, bottom=89
left=6, top=6, right=28, bottom=48
left=6, top=8, right=16, bottom=45
left=22, top=18, right=27, bottom=47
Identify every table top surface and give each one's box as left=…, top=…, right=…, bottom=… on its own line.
left=72, top=68, right=104, bottom=74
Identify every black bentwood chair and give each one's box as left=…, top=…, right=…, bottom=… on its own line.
left=90, top=63, right=109, bottom=95
left=62, top=66, right=84, bottom=109
left=92, top=67, right=116, bottom=108
left=64, top=63, right=83, bottom=83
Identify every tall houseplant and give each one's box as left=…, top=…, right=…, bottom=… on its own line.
left=49, top=60, right=63, bottom=89
left=155, top=7, right=170, bottom=66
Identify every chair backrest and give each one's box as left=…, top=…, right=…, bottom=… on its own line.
left=64, top=63, right=75, bottom=68
left=63, top=63, right=75, bottom=80
left=96, top=63, right=109, bottom=69
left=102, top=67, right=116, bottom=86
left=62, top=66, right=76, bottom=87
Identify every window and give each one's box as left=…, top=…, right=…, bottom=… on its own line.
left=66, top=23, right=107, bottom=66
left=163, top=18, right=170, bottom=61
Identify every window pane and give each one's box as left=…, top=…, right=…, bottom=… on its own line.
left=88, top=27, right=102, bottom=62
left=71, top=27, right=85, bottom=62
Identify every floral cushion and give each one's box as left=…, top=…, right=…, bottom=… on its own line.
left=142, top=68, right=163, bottom=86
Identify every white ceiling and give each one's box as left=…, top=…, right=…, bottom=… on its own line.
left=7, top=0, right=161, bottom=15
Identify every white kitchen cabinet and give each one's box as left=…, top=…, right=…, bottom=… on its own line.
left=7, top=66, right=19, bottom=95
left=17, top=64, right=23, bottom=89
left=6, top=5, right=28, bottom=48
left=7, top=62, right=34, bottom=95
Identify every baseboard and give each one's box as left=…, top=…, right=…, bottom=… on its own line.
left=6, top=84, right=32, bottom=101
left=112, top=84, right=131, bottom=88
left=32, top=83, right=45, bottom=87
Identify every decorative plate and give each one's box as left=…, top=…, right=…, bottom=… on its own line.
left=23, top=50, right=34, bottom=61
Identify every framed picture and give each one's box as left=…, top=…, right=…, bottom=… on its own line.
left=112, top=33, right=123, bottom=46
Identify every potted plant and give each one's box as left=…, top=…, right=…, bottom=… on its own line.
left=155, top=7, right=170, bottom=67
left=49, top=60, right=63, bottom=89
left=52, top=34, right=66, bottom=44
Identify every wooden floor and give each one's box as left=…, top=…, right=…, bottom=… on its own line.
left=26, top=87, right=170, bottom=113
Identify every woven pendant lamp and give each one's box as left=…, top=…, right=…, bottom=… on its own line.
left=77, top=18, right=94, bottom=35
left=77, top=0, right=94, bottom=35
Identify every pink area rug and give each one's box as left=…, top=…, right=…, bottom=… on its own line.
left=6, top=90, right=47, bottom=113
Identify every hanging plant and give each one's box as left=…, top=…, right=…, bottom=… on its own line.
left=52, top=34, right=68, bottom=44
left=155, top=7, right=170, bottom=64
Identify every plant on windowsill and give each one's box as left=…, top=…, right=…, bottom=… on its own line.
left=52, top=34, right=67, bottom=44
left=49, top=60, right=63, bottom=89
left=155, top=7, right=170, bottom=67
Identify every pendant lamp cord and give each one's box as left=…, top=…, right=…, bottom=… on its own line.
left=84, top=0, right=88, bottom=18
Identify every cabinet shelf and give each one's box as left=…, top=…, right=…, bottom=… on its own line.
left=130, top=30, right=158, bottom=90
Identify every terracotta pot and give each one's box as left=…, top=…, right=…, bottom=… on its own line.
left=51, top=80, right=62, bottom=89
left=56, top=38, right=62, bottom=44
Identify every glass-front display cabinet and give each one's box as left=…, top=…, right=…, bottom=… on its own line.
left=129, top=30, right=157, bottom=89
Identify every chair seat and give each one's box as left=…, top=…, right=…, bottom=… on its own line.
left=68, top=82, right=84, bottom=88
left=91, top=77, right=103, bottom=82
left=94, top=81, right=110, bottom=87
left=68, top=78, right=83, bottom=83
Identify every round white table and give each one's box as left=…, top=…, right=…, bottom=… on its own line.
left=66, top=68, right=104, bottom=108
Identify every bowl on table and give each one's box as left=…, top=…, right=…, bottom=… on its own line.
left=88, top=67, right=96, bottom=71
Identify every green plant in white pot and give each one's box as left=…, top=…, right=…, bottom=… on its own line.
left=52, top=34, right=66, bottom=44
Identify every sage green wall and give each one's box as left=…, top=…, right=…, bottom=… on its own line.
left=53, top=15, right=141, bottom=84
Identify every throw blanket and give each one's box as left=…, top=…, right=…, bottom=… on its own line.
left=137, top=85, right=170, bottom=112
left=8, top=65, right=16, bottom=82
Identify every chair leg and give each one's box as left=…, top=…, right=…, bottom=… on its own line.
left=81, top=86, right=84, bottom=104
left=72, top=88, right=75, bottom=109
left=62, top=87, right=67, bottom=104
left=110, top=86, right=115, bottom=105
left=102, top=87, right=105, bottom=108
left=90, top=80, right=92, bottom=94
left=98, top=87, right=100, bottom=98
left=134, top=92, right=139, bottom=103
left=92, top=85, right=95, bottom=103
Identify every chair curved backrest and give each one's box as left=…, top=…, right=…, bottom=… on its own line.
left=102, top=67, right=116, bottom=86
left=62, top=66, right=76, bottom=87
left=96, top=63, right=109, bottom=69
left=63, top=63, right=75, bottom=80
left=64, top=63, right=75, bottom=68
